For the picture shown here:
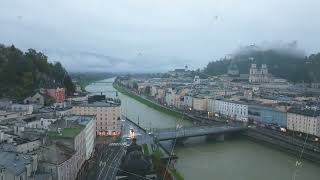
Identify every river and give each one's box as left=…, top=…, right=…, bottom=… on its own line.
left=86, top=78, right=320, bottom=180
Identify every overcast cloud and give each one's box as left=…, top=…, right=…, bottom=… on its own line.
left=1, top=0, right=320, bottom=72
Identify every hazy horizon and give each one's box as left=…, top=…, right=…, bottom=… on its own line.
left=1, top=0, right=320, bottom=72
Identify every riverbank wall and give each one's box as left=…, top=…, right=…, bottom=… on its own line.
left=245, top=128, right=320, bottom=163
left=114, top=83, right=191, bottom=120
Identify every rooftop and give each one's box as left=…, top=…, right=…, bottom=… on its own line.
left=40, top=143, right=75, bottom=165
left=64, top=115, right=95, bottom=126
left=288, top=107, right=320, bottom=117
left=0, top=151, right=33, bottom=175
left=76, top=100, right=121, bottom=107
left=48, top=126, right=84, bottom=138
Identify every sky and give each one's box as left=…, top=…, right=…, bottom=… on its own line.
left=1, top=0, right=320, bottom=72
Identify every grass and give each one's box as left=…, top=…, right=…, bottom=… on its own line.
left=48, top=126, right=84, bottom=138
left=169, top=167, right=184, bottom=180
left=113, top=84, right=191, bottom=120
left=142, top=144, right=150, bottom=156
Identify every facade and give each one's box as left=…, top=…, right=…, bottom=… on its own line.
left=0, top=151, right=38, bottom=180
left=56, top=107, right=73, bottom=117
left=151, top=86, right=159, bottom=97
left=24, top=92, right=45, bottom=107
left=72, top=100, right=121, bottom=136
left=16, top=139, right=41, bottom=153
left=25, top=118, right=57, bottom=129
left=10, top=104, right=34, bottom=115
left=207, top=98, right=215, bottom=113
left=0, top=111, right=20, bottom=121
left=287, top=108, right=320, bottom=137
left=46, top=88, right=65, bottom=103
left=214, top=100, right=248, bottom=121
left=183, top=95, right=193, bottom=108
left=156, top=88, right=166, bottom=103
left=39, top=143, right=78, bottom=180
left=248, top=104, right=287, bottom=127
left=42, top=120, right=87, bottom=180
left=192, top=97, right=208, bottom=111
left=165, top=88, right=176, bottom=106
left=65, top=116, right=96, bottom=160
left=249, top=64, right=270, bottom=83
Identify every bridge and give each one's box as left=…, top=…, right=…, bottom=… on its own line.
left=154, top=125, right=247, bottom=141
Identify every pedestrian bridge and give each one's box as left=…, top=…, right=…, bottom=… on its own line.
left=154, top=125, right=247, bottom=141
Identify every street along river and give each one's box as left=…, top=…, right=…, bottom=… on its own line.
left=86, top=78, right=320, bottom=180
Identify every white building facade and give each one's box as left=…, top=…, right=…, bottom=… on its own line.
left=214, top=100, right=248, bottom=121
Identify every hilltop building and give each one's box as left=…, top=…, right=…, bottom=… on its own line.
left=249, top=64, right=271, bottom=83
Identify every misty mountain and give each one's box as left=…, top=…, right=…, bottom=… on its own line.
left=204, top=42, right=320, bottom=83
left=42, top=49, right=193, bottom=73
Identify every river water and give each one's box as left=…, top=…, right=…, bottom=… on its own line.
left=86, top=78, right=320, bottom=180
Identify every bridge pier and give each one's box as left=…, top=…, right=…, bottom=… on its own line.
left=175, top=138, right=188, bottom=145
left=206, top=134, right=225, bottom=142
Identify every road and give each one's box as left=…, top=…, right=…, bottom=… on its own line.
left=96, top=144, right=125, bottom=180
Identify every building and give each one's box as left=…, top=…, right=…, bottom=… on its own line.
left=25, top=117, right=57, bottom=129
left=65, top=116, right=96, bottom=160
left=249, top=64, right=271, bottom=83
left=10, top=104, right=34, bottom=115
left=39, top=143, right=77, bottom=180
left=46, top=88, right=65, bottom=103
left=183, top=95, right=193, bottom=109
left=165, top=88, right=177, bottom=106
left=192, top=96, right=208, bottom=111
left=0, top=111, right=20, bottom=121
left=24, top=92, right=46, bottom=107
left=248, top=104, right=287, bottom=127
left=214, top=100, right=248, bottom=121
left=41, top=119, right=87, bottom=180
left=0, top=151, right=38, bottom=180
left=56, top=107, right=73, bottom=117
left=0, top=98, right=12, bottom=110
left=72, top=98, right=121, bottom=136
left=287, top=107, right=320, bottom=137
left=207, top=98, right=215, bottom=114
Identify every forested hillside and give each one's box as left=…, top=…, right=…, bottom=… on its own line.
left=0, top=44, right=75, bottom=99
left=203, top=45, right=320, bottom=83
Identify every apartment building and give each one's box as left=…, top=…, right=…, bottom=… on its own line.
left=248, top=104, right=287, bottom=127
left=72, top=98, right=121, bottom=136
left=65, top=115, right=96, bottom=160
left=41, top=119, right=87, bottom=180
left=214, top=99, right=248, bottom=121
left=192, top=96, right=208, bottom=111
left=287, top=107, right=320, bottom=137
